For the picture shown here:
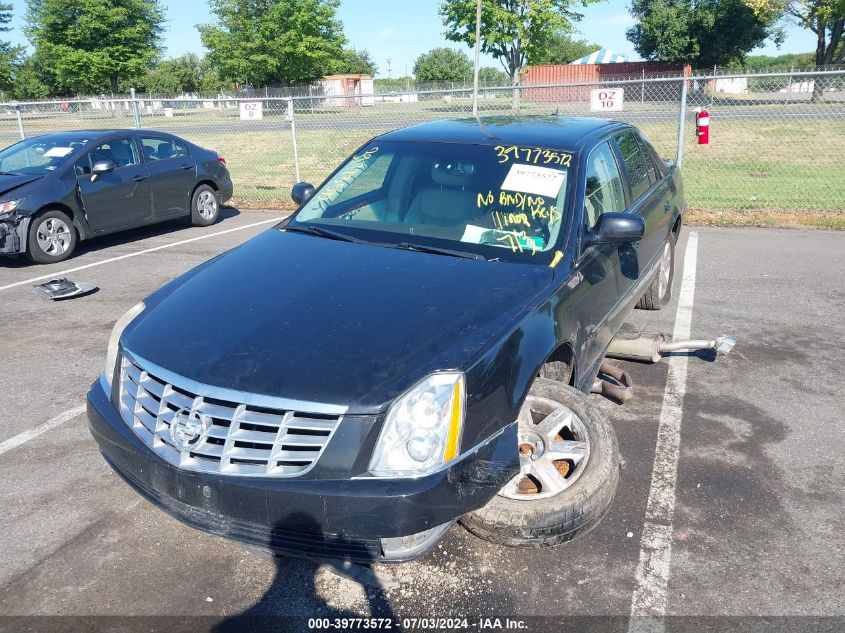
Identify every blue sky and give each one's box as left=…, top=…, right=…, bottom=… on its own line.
left=4, top=0, right=818, bottom=77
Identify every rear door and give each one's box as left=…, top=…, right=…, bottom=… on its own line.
left=76, top=136, right=152, bottom=232
left=612, top=129, right=666, bottom=282
left=138, top=136, right=197, bottom=218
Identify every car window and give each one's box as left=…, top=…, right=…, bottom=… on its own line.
left=74, top=156, right=91, bottom=176
left=139, top=137, right=189, bottom=162
left=615, top=130, right=654, bottom=202
left=639, top=132, right=667, bottom=179
left=293, top=140, right=574, bottom=263
left=584, top=141, right=626, bottom=228
left=90, top=137, right=139, bottom=169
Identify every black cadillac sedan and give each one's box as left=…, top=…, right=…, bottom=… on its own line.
left=0, top=129, right=233, bottom=263
left=88, top=117, right=684, bottom=562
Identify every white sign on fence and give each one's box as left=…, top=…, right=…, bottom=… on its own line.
left=239, top=101, right=263, bottom=120
left=590, top=88, right=624, bottom=112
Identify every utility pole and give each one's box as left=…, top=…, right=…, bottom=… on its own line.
left=387, top=58, right=392, bottom=80
left=471, top=0, right=482, bottom=117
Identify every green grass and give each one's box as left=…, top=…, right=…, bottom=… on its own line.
left=2, top=100, right=843, bottom=225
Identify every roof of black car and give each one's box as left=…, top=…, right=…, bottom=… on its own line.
left=32, top=129, right=177, bottom=138
left=376, top=116, right=624, bottom=151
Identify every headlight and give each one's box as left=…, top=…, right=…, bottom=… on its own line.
left=104, top=302, right=145, bottom=388
left=0, top=199, right=21, bottom=214
left=368, top=371, right=465, bottom=477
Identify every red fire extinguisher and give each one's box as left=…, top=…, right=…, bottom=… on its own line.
left=696, top=108, right=710, bottom=145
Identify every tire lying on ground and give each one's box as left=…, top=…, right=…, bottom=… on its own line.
left=461, top=378, right=619, bottom=547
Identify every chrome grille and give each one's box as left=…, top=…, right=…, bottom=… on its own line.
left=117, top=355, right=342, bottom=477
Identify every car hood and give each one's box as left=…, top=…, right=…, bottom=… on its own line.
left=0, top=173, right=43, bottom=198
left=123, top=229, right=554, bottom=413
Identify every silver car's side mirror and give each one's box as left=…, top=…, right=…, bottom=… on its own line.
left=90, top=159, right=116, bottom=182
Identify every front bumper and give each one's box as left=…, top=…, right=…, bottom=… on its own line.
left=0, top=215, right=28, bottom=255
left=87, top=377, right=518, bottom=563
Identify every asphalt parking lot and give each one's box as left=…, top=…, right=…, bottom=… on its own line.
left=0, top=210, right=843, bottom=631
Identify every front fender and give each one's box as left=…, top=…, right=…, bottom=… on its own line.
left=463, top=277, right=582, bottom=449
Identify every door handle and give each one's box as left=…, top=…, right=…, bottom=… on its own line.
left=180, top=164, right=194, bottom=171
left=664, top=201, right=671, bottom=213
left=132, top=175, right=147, bottom=183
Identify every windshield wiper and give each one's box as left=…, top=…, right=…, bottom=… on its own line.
left=283, top=225, right=361, bottom=243
left=394, top=242, right=486, bottom=261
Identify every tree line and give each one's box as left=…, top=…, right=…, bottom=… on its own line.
left=0, top=0, right=841, bottom=100
left=0, top=0, right=379, bottom=99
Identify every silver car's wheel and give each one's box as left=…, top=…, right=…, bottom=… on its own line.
left=36, top=217, right=73, bottom=256
left=499, top=395, right=590, bottom=501
left=191, top=184, right=220, bottom=227
left=27, top=210, right=78, bottom=264
left=197, top=190, right=217, bottom=220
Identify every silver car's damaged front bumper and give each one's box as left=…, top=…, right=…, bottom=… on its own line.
left=0, top=215, right=29, bottom=255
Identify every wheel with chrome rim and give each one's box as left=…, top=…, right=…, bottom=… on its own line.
left=461, top=378, right=620, bottom=548
left=190, top=184, right=220, bottom=226
left=498, top=395, right=590, bottom=500
left=637, top=234, right=675, bottom=311
left=26, top=209, right=77, bottom=264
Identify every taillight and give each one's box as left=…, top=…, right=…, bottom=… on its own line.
left=216, top=156, right=226, bottom=164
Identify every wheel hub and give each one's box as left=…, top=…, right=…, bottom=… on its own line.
left=498, top=395, right=590, bottom=501
left=36, top=218, right=71, bottom=256
left=518, top=431, right=544, bottom=458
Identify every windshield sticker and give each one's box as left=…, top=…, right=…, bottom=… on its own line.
left=43, top=147, right=74, bottom=158
left=461, top=225, right=546, bottom=255
left=501, top=163, right=567, bottom=199
left=494, top=145, right=572, bottom=167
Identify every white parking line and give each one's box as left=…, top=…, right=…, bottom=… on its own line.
left=628, top=231, right=699, bottom=633
left=0, top=404, right=87, bottom=457
left=0, top=216, right=283, bottom=293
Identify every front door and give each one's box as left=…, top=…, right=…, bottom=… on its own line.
left=613, top=130, right=665, bottom=285
left=77, top=137, right=152, bottom=232
left=574, top=140, right=630, bottom=369
left=138, top=136, right=197, bottom=218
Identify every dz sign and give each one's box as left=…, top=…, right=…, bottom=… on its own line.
left=590, top=88, right=624, bottom=112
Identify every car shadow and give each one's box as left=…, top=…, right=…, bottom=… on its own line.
left=212, top=514, right=398, bottom=633
left=0, top=206, right=242, bottom=269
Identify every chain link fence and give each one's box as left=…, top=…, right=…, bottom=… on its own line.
left=0, top=69, right=843, bottom=216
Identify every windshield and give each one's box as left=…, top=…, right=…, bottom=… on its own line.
left=291, top=140, right=574, bottom=263
left=0, top=135, right=92, bottom=175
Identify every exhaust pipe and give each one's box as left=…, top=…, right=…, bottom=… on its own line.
left=606, top=334, right=736, bottom=364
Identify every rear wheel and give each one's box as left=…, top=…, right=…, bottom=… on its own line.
left=191, top=184, right=219, bottom=227
left=637, top=235, right=675, bottom=310
left=461, top=378, right=619, bottom=547
left=26, top=210, right=77, bottom=264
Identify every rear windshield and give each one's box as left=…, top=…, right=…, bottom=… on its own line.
left=291, top=140, right=574, bottom=263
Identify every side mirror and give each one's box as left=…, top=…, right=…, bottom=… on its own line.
left=90, top=159, right=116, bottom=182
left=592, top=212, right=645, bottom=245
left=664, top=158, right=675, bottom=169
left=291, top=181, right=315, bottom=206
